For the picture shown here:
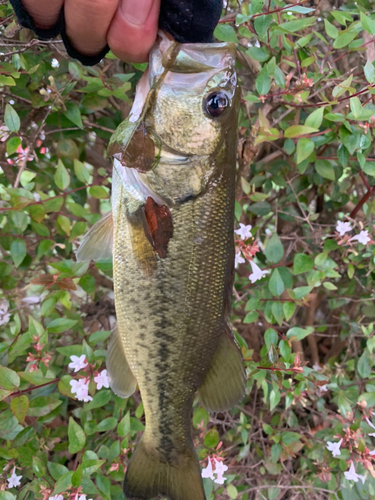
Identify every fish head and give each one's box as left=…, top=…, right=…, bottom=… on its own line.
left=109, top=34, right=239, bottom=206
left=147, top=37, right=239, bottom=159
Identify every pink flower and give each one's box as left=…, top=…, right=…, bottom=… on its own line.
left=70, top=378, right=92, bottom=402
left=94, top=370, right=109, bottom=390
left=68, top=355, right=88, bottom=372
left=349, top=230, right=371, bottom=245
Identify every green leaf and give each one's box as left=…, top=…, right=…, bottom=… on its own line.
left=286, top=326, right=314, bottom=340
left=296, top=138, right=314, bottom=164
left=254, top=15, right=273, bottom=38
left=284, top=125, right=318, bottom=138
left=68, top=417, right=86, bottom=454
left=293, top=254, right=313, bottom=275
left=10, top=395, right=29, bottom=423
left=89, top=186, right=108, bottom=199
left=362, top=162, right=375, bottom=177
left=244, top=311, right=259, bottom=323
left=48, top=462, right=69, bottom=481
left=256, top=66, right=271, bottom=96
left=315, top=159, right=335, bottom=181
left=204, top=428, right=219, bottom=448
left=264, top=329, right=279, bottom=350
left=6, top=136, right=21, bottom=155
left=85, top=390, right=111, bottom=410
left=0, top=366, right=20, bottom=390
left=333, top=31, right=358, bottom=49
left=96, top=417, right=117, bottom=432
left=273, top=66, right=285, bottom=88
left=247, top=46, right=270, bottom=62
left=52, top=472, right=73, bottom=495
left=360, top=12, right=375, bottom=36
left=364, top=61, right=375, bottom=84
left=213, top=24, right=238, bottom=43
left=47, top=318, right=78, bottom=333
left=276, top=17, right=317, bottom=33
left=28, top=396, right=62, bottom=416
left=64, top=103, right=84, bottom=128
left=358, top=349, right=373, bottom=378
left=118, top=411, right=131, bottom=437
left=281, top=431, right=301, bottom=444
left=4, top=104, right=20, bottom=132
left=324, top=19, right=338, bottom=38
left=350, top=97, right=362, bottom=119
left=74, top=159, right=90, bottom=183
left=54, top=160, right=70, bottom=190
left=305, top=107, right=324, bottom=129
left=337, top=144, right=349, bottom=167
left=10, top=239, right=27, bottom=267
left=269, top=269, right=285, bottom=296
left=270, top=388, right=281, bottom=411
left=265, top=233, right=284, bottom=263
left=79, top=274, right=95, bottom=294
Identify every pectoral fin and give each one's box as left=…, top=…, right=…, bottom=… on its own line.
left=198, top=324, right=246, bottom=412
left=106, top=325, right=137, bottom=398
left=76, top=211, right=113, bottom=262
left=127, top=206, right=157, bottom=277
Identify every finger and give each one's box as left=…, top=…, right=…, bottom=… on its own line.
left=21, top=0, right=64, bottom=28
left=64, top=0, right=119, bottom=56
left=107, top=0, right=160, bottom=63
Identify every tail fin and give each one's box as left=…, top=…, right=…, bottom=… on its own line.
left=124, top=438, right=206, bottom=500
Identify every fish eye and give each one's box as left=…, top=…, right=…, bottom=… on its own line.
left=204, top=92, right=229, bottom=118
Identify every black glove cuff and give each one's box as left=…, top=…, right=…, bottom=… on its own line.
left=9, top=0, right=109, bottom=65
left=9, top=0, right=64, bottom=39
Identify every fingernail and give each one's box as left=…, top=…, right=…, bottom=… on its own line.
left=121, top=0, right=154, bottom=25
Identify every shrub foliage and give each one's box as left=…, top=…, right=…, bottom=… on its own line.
left=1, top=0, right=375, bottom=499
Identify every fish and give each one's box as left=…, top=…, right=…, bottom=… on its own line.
left=76, top=32, right=245, bottom=500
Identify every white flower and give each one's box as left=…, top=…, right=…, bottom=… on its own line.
left=68, top=355, right=88, bottom=372
left=74, top=495, right=92, bottom=500
left=319, top=385, right=328, bottom=393
left=202, top=459, right=215, bottom=480
left=349, top=230, right=371, bottom=245
left=313, top=362, right=321, bottom=371
left=7, top=468, right=22, bottom=488
left=213, top=459, right=228, bottom=485
left=370, top=450, right=375, bottom=456
left=249, top=260, right=269, bottom=284
left=336, top=221, right=352, bottom=236
left=326, top=438, right=342, bottom=457
left=344, top=462, right=366, bottom=483
left=49, top=495, right=64, bottom=500
left=70, top=378, right=93, bottom=402
left=234, top=223, right=252, bottom=240
left=365, top=416, right=375, bottom=430
left=94, top=370, right=109, bottom=390
left=234, top=251, right=245, bottom=268
left=0, top=298, right=10, bottom=326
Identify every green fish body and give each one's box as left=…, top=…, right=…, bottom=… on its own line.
left=77, top=34, right=244, bottom=500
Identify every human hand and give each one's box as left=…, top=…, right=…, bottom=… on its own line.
left=20, top=0, right=160, bottom=63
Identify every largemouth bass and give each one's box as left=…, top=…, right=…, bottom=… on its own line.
left=77, top=33, right=244, bottom=500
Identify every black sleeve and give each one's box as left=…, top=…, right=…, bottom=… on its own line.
left=159, top=0, right=223, bottom=44
left=9, top=0, right=223, bottom=66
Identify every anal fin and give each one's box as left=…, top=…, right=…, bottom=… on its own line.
left=106, top=325, right=137, bottom=398
left=76, top=211, right=113, bottom=262
left=198, top=323, right=246, bottom=413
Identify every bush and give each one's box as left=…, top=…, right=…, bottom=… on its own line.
left=1, top=1, right=375, bottom=499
